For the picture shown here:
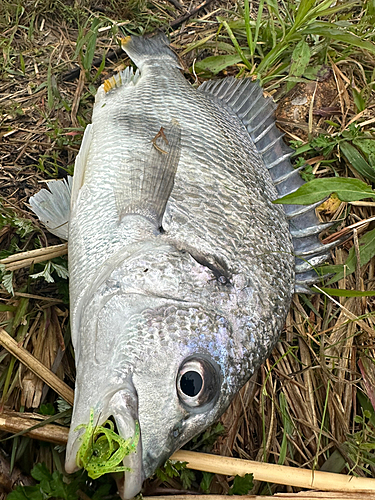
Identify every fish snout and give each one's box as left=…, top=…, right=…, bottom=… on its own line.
left=65, top=388, right=144, bottom=499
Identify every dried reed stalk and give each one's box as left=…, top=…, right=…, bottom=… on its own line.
left=0, top=327, right=74, bottom=405
left=0, top=243, right=68, bottom=271
left=0, top=411, right=68, bottom=445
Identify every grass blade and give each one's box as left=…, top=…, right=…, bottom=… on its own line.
left=244, top=0, right=254, bottom=63
left=339, top=141, right=375, bottom=184
left=300, top=21, right=375, bottom=55
left=319, top=288, right=375, bottom=297
left=254, top=0, right=265, bottom=56
left=222, top=20, right=252, bottom=71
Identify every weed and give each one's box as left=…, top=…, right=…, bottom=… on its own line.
left=345, top=409, right=375, bottom=475
left=191, top=0, right=375, bottom=86
left=228, top=473, right=254, bottom=495
left=7, top=463, right=85, bottom=500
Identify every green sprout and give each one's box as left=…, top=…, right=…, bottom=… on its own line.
left=75, top=408, right=140, bottom=479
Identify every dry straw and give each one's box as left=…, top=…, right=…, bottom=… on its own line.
left=0, top=327, right=74, bottom=405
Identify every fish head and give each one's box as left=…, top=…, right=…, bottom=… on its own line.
left=65, top=242, right=288, bottom=498
left=65, top=262, right=243, bottom=498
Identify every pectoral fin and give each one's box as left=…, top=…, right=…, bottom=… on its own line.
left=115, top=120, right=181, bottom=228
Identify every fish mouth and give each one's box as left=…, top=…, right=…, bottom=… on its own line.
left=65, top=390, right=144, bottom=499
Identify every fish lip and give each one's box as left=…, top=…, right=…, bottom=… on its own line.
left=112, top=410, right=144, bottom=499
left=65, top=424, right=83, bottom=474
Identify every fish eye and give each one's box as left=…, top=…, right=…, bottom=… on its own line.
left=177, top=356, right=221, bottom=411
left=180, top=371, right=203, bottom=397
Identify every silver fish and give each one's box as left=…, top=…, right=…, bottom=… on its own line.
left=29, top=34, right=332, bottom=499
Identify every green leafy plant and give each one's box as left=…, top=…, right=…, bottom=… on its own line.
left=345, top=409, right=375, bottom=475
left=291, top=125, right=375, bottom=184
left=156, top=459, right=192, bottom=484
left=200, top=471, right=214, bottom=493
left=228, top=473, right=254, bottom=495
left=7, top=463, right=84, bottom=500
left=188, top=422, right=225, bottom=451
left=30, top=260, right=69, bottom=284
left=274, top=177, right=375, bottom=205
left=192, top=0, right=375, bottom=82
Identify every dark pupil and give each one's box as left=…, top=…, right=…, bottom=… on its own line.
left=180, top=371, right=203, bottom=397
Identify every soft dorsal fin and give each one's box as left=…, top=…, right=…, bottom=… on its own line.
left=199, top=77, right=333, bottom=293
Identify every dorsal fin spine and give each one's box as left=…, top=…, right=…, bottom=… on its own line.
left=258, top=135, right=284, bottom=154
left=252, top=121, right=275, bottom=144
left=267, top=153, right=293, bottom=170
left=249, top=108, right=275, bottom=133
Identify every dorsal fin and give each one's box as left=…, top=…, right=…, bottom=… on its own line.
left=199, top=77, right=333, bottom=293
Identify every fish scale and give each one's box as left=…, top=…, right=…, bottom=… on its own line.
left=28, top=33, right=334, bottom=499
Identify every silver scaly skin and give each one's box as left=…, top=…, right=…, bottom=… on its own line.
left=30, top=34, right=305, bottom=499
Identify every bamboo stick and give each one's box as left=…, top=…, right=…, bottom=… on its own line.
left=0, top=328, right=74, bottom=405
left=171, top=451, right=375, bottom=493
left=0, top=243, right=68, bottom=271
left=1, top=410, right=375, bottom=495
left=0, top=412, right=69, bottom=445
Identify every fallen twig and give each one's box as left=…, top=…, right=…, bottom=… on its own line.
left=0, top=328, right=74, bottom=405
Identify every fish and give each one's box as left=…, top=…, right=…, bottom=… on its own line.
left=29, top=33, right=334, bottom=499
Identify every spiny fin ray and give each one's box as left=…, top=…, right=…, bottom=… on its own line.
left=199, top=76, right=337, bottom=293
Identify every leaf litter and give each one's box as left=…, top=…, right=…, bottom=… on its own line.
left=0, top=0, right=375, bottom=498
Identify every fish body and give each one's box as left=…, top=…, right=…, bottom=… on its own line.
left=29, top=35, right=329, bottom=499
